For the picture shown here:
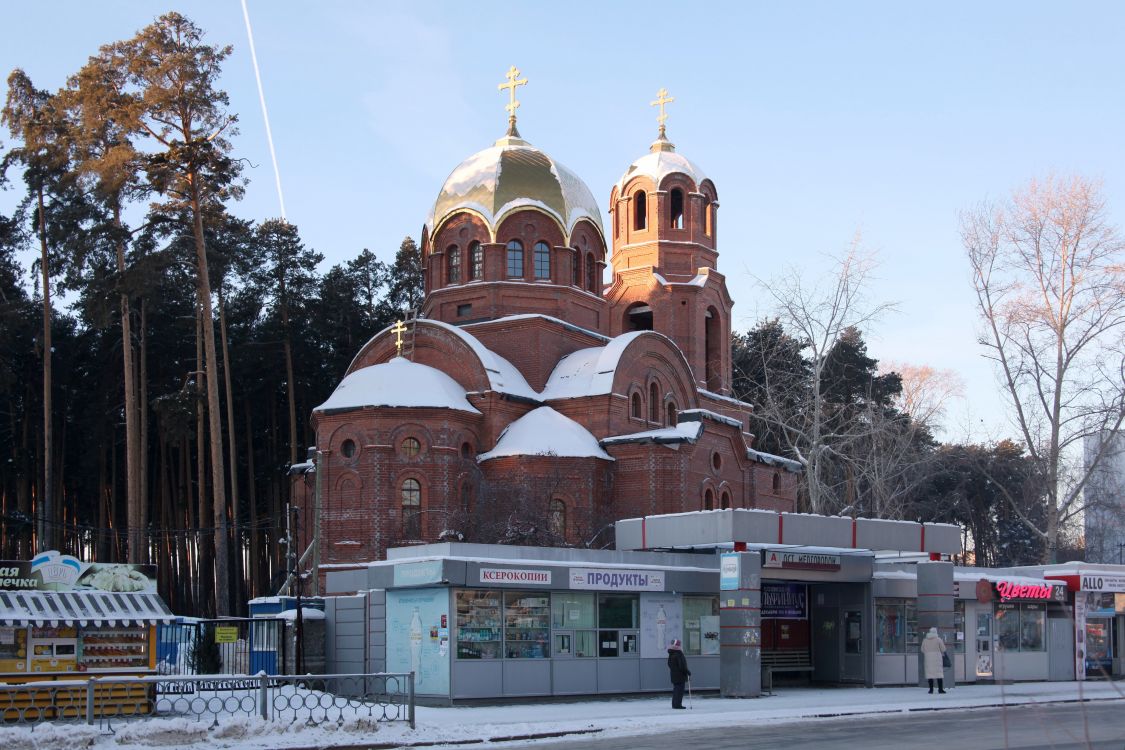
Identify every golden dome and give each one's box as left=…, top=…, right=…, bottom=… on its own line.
left=427, top=133, right=604, bottom=243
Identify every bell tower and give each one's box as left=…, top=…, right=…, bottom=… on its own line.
left=606, top=91, right=734, bottom=395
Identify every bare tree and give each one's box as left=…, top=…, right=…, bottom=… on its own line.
left=962, top=175, right=1125, bottom=562
left=882, top=362, right=964, bottom=435
left=751, top=240, right=897, bottom=514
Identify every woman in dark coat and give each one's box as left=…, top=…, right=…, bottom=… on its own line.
left=667, top=638, right=690, bottom=709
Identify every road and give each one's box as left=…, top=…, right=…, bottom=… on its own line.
left=490, top=701, right=1125, bottom=750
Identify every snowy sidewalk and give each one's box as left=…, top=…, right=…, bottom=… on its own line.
left=9, top=680, right=1125, bottom=750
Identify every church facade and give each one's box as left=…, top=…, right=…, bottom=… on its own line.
left=298, top=83, right=799, bottom=572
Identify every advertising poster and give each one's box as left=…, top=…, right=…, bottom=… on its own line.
left=699, top=616, right=720, bottom=655
left=0, top=550, right=156, bottom=592
left=387, top=588, right=450, bottom=695
left=761, top=582, right=808, bottom=619
left=640, top=593, right=683, bottom=657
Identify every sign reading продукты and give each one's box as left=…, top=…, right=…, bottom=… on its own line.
left=762, top=551, right=841, bottom=572
left=569, top=568, right=665, bottom=591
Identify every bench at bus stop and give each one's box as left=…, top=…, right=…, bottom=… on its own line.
left=761, top=651, right=814, bottom=695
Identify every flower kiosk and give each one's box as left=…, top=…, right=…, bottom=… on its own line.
left=0, top=551, right=174, bottom=720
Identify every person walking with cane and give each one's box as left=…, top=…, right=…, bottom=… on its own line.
left=667, top=638, right=690, bottom=709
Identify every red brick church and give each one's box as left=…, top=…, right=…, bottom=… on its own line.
left=297, top=78, right=798, bottom=572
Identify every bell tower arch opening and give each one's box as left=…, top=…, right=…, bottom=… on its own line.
left=670, top=188, right=684, bottom=229
left=633, top=190, right=647, bottom=230
left=625, top=302, right=653, bottom=332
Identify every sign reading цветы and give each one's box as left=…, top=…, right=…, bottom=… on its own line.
left=762, top=551, right=841, bottom=572
left=569, top=568, right=665, bottom=591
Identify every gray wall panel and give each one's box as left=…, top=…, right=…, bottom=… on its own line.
left=597, top=659, right=640, bottom=692
left=453, top=662, right=503, bottom=698
left=781, top=513, right=852, bottom=547
left=857, top=519, right=921, bottom=552
left=502, top=661, right=552, bottom=696
left=551, top=660, right=597, bottom=695
left=333, top=620, right=365, bottom=638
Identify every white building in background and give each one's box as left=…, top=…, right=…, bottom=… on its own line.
left=1084, top=430, right=1125, bottom=564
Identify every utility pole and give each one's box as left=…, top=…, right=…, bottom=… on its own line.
left=290, top=503, right=304, bottom=676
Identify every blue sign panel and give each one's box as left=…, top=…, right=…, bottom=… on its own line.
left=761, top=582, right=808, bottom=619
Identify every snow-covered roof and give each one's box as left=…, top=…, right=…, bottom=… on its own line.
left=601, top=421, right=704, bottom=447
left=679, top=408, right=742, bottom=429
left=464, top=314, right=610, bottom=343
left=478, top=407, right=613, bottom=462
left=651, top=271, right=710, bottom=288
left=417, top=320, right=539, bottom=401
left=746, top=447, right=803, bottom=473
left=315, top=357, right=481, bottom=415
left=426, top=134, right=604, bottom=243
left=0, top=590, right=174, bottom=626
left=617, top=145, right=709, bottom=194
left=541, top=331, right=650, bottom=400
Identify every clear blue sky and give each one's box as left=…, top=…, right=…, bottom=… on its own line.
left=4, top=1, right=1124, bottom=439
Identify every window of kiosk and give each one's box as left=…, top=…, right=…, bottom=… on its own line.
left=78, top=626, right=150, bottom=670
left=0, top=626, right=27, bottom=669
left=552, top=593, right=595, bottom=658
left=876, top=599, right=908, bottom=653
left=683, top=596, right=719, bottom=655
left=503, top=592, right=550, bottom=659
left=454, top=589, right=501, bottom=660
left=952, top=600, right=966, bottom=653
left=995, top=602, right=1044, bottom=652
left=597, top=594, right=638, bottom=658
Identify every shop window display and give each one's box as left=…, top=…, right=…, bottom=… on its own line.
left=455, top=590, right=501, bottom=659
left=683, top=596, right=719, bottom=655
left=996, top=602, right=1045, bottom=652
left=504, top=592, right=550, bottom=658
left=875, top=599, right=917, bottom=654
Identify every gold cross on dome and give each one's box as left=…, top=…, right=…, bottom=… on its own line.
left=650, top=87, right=675, bottom=137
left=498, top=66, right=528, bottom=121
left=391, top=320, right=407, bottom=356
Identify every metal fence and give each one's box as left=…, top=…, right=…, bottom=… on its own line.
left=157, top=618, right=286, bottom=679
left=0, top=672, right=414, bottom=730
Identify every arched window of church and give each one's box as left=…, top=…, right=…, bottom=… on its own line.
left=625, top=302, right=653, bottom=331
left=549, top=498, right=566, bottom=537
left=586, top=253, right=597, bottom=294
left=702, top=200, right=712, bottom=237
left=667, top=402, right=677, bottom=426
left=402, top=479, right=421, bottom=538
left=631, top=392, right=642, bottom=420
left=772, top=472, right=780, bottom=492
left=649, top=382, right=660, bottom=423
left=704, top=488, right=714, bottom=511
left=460, top=482, right=473, bottom=515
left=721, top=491, right=731, bottom=510
left=533, top=241, right=551, bottom=280
left=633, top=190, right=647, bottom=230
left=704, top=306, right=721, bottom=391
left=401, top=437, right=421, bottom=457
left=447, top=245, right=461, bottom=284
left=670, top=189, right=684, bottom=229
left=469, top=241, right=483, bottom=281
left=572, top=247, right=580, bottom=286
left=506, top=240, right=524, bottom=278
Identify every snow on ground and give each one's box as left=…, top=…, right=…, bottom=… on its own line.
left=4, top=681, right=1123, bottom=750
